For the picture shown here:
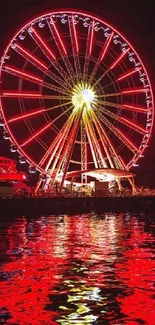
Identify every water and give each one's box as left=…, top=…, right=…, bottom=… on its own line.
left=0, top=213, right=155, bottom=325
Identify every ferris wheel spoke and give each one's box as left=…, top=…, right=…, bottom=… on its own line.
left=39, top=133, right=64, bottom=170
left=45, top=125, right=73, bottom=190
left=83, top=111, right=107, bottom=168
left=83, top=115, right=98, bottom=168
left=48, top=109, right=82, bottom=191
left=39, top=133, right=61, bottom=168
left=2, top=91, right=70, bottom=100
left=39, top=112, right=75, bottom=168
left=21, top=122, right=52, bottom=147
left=92, top=110, right=126, bottom=169
left=47, top=17, right=75, bottom=84
left=100, top=32, right=114, bottom=61
left=49, top=120, right=74, bottom=174
left=20, top=105, right=73, bottom=147
left=118, top=116, right=147, bottom=134
left=48, top=17, right=67, bottom=55
left=28, top=26, right=56, bottom=59
left=117, top=69, right=138, bottom=82
left=58, top=109, right=84, bottom=192
left=101, top=68, right=138, bottom=91
left=28, top=27, right=72, bottom=87
left=110, top=48, right=130, bottom=70
left=45, top=104, right=73, bottom=127
left=45, top=135, right=68, bottom=173
left=68, top=16, right=81, bottom=81
left=96, top=105, right=147, bottom=134
left=3, top=65, right=41, bottom=83
left=2, top=92, right=41, bottom=98
left=94, top=48, right=130, bottom=87
left=97, top=100, right=148, bottom=114
left=8, top=101, right=72, bottom=123
left=81, top=120, right=87, bottom=183
left=89, top=32, right=114, bottom=83
left=45, top=115, right=75, bottom=172
left=12, top=42, right=48, bottom=68
left=89, top=110, right=115, bottom=168
left=96, top=109, right=139, bottom=153
left=83, top=21, right=95, bottom=82
left=40, top=81, right=68, bottom=95
left=8, top=108, right=45, bottom=123
left=86, top=111, right=108, bottom=168
left=86, top=115, right=107, bottom=168
left=97, top=88, right=148, bottom=98
left=2, top=65, right=69, bottom=95
left=12, top=43, right=70, bottom=92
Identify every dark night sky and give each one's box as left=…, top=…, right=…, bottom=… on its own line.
left=0, top=0, right=155, bottom=187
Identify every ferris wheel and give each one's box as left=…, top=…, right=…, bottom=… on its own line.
left=0, top=10, right=154, bottom=192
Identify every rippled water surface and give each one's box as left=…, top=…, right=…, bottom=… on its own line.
left=0, top=213, right=155, bottom=324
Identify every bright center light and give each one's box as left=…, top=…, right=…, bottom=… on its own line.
left=81, top=89, right=94, bottom=104
left=72, top=84, right=95, bottom=110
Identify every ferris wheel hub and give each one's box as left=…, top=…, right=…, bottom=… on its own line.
left=72, top=84, right=95, bottom=110
left=81, top=88, right=94, bottom=103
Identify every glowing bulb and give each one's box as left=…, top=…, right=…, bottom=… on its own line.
left=72, top=84, right=95, bottom=110
left=81, top=89, right=94, bottom=103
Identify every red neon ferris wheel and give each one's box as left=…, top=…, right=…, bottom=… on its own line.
left=0, top=10, right=154, bottom=190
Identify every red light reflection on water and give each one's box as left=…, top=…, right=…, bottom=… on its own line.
left=0, top=215, right=155, bottom=324
left=115, top=219, right=155, bottom=325
left=0, top=218, right=67, bottom=324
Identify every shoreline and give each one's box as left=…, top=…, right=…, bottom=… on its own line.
left=0, top=196, right=154, bottom=216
